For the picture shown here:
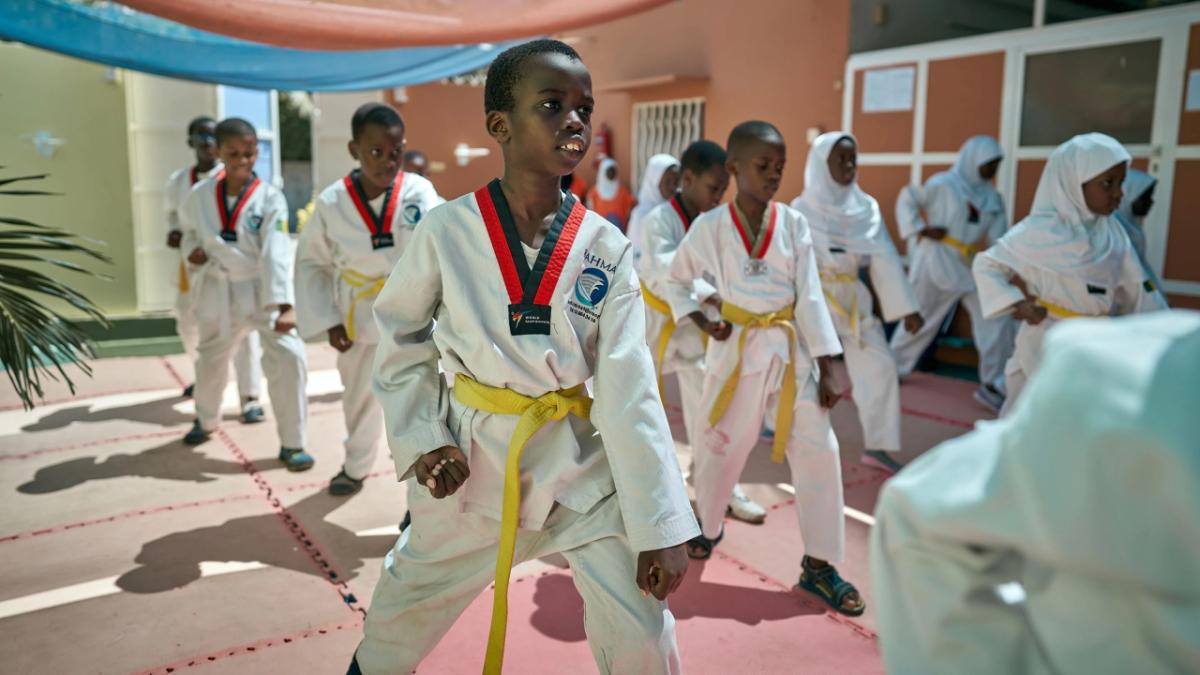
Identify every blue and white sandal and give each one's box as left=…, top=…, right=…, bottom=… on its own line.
left=797, top=556, right=865, bottom=617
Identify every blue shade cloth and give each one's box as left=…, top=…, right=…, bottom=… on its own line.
left=1, top=0, right=511, bottom=91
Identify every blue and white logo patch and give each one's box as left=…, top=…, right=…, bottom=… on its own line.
left=574, top=267, right=610, bottom=308
left=403, top=202, right=423, bottom=225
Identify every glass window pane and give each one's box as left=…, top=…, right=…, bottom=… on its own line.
left=254, top=140, right=274, bottom=184
left=1046, top=0, right=1197, bottom=25
left=850, top=0, right=1034, bottom=53
left=221, top=86, right=272, bottom=134
left=1020, top=40, right=1160, bottom=146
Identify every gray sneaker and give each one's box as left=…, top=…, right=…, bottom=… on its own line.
left=241, top=400, right=265, bottom=424
left=861, top=449, right=905, bottom=474
left=973, top=384, right=1004, bottom=414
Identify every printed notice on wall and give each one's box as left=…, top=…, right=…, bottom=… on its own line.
left=1187, top=70, right=1200, bottom=112
left=862, top=66, right=915, bottom=113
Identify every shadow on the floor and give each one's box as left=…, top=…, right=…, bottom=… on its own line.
left=21, top=396, right=195, bottom=431
left=527, top=559, right=823, bottom=643
left=115, top=490, right=395, bottom=593
left=16, top=438, right=281, bottom=494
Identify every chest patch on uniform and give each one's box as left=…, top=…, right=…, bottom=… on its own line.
left=403, top=202, right=422, bottom=226
left=249, top=213, right=264, bottom=231
left=1143, top=279, right=1157, bottom=293
left=829, top=246, right=847, bottom=254
left=1086, top=284, right=1107, bottom=295
left=574, top=268, right=610, bottom=308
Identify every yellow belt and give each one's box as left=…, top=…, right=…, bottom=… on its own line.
left=941, top=235, right=984, bottom=261
left=452, top=373, right=593, bottom=675
left=819, top=271, right=861, bottom=346
left=1037, top=300, right=1095, bottom=320
left=709, top=302, right=796, bottom=464
left=178, top=259, right=189, bottom=293
left=640, top=281, right=675, bottom=395
left=339, top=269, right=386, bottom=340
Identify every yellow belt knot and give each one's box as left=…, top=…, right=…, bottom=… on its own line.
left=819, top=271, right=861, bottom=346
left=941, top=235, right=984, bottom=261
left=1037, top=299, right=1095, bottom=320
left=640, top=281, right=676, bottom=397
left=339, top=269, right=386, bottom=340
left=452, top=373, right=592, bottom=675
left=709, top=302, right=797, bottom=464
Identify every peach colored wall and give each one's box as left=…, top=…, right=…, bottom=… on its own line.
left=852, top=64, right=916, bottom=153
left=858, top=165, right=912, bottom=251
left=921, top=163, right=952, bottom=182
left=1179, top=23, right=1200, bottom=145
left=388, top=84, right=504, bottom=200
left=1164, top=159, right=1200, bottom=282
left=569, top=0, right=850, bottom=203
left=924, top=52, right=1004, bottom=152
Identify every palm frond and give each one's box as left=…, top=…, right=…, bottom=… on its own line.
left=1, top=171, right=111, bottom=410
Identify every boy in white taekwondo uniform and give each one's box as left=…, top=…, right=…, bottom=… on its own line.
left=638, top=140, right=766, bottom=524
left=164, top=115, right=264, bottom=418
left=350, top=40, right=697, bottom=675
left=790, top=132, right=924, bottom=474
left=296, top=103, right=441, bottom=496
left=179, top=118, right=313, bottom=472
left=973, top=133, right=1167, bottom=415
left=871, top=311, right=1200, bottom=675
left=890, top=136, right=1015, bottom=413
left=668, top=121, right=865, bottom=617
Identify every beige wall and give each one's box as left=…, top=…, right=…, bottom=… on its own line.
left=391, top=0, right=851, bottom=203
left=0, top=45, right=138, bottom=319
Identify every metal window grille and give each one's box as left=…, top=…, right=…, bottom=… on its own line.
left=631, top=98, right=704, bottom=188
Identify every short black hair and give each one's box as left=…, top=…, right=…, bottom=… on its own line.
left=216, top=117, right=256, bottom=145
left=726, top=120, right=785, bottom=160
left=680, top=140, right=727, bottom=175
left=484, top=39, right=582, bottom=113
left=187, top=116, right=215, bottom=136
left=351, top=102, right=404, bottom=140
left=403, top=149, right=427, bottom=163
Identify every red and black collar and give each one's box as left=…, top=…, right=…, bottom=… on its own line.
left=669, top=193, right=695, bottom=231
left=475, top=178, right=586, bottom=306
left=215, top=173, right=261, bottom=235
left=344, top=170, right=404, bottom=239
left=728, top=201, right=776, bottom=259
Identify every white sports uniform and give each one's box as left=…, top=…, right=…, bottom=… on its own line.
left=890, top=136, right=1015, bottom=390
left=180, top=174, right=307, bottom=447
left=355, top=181, right=698, bottom=674
left=791, top=132, right=919, bottom=453
left=973, top=133, right=1167, bottom=414
left=872, top=311, right=1200, bottom=675
left=295, top=170, right=441, bottom=480
left=627, top=153, right=680, bottom=264
left=669, top=200, right=846, bottom=561
left=164, top=163, right=262, bottom=398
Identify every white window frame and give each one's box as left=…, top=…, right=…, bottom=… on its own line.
left=631, top=97, right=705, bottom=189
left=216, top=85, right=283, bottom=188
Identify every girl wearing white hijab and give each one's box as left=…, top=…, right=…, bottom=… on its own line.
left=586, top=157, right=636, bottom=232
left=891, top=136, right=1015, bottom=413
left=791, top=132, right=923, bottom=473
left=1115, top=168, right=1166, bottom=301
left=627, top=153, right=681, bottom=260
left=973, top=132, right=1167, bottom=414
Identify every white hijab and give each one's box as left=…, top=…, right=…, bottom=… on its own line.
left=997, top=133, right=1135, bottom=287
left=595, top=157, right=619, bottom=200
left=940, top=135, right=1005, bottom=213
left=1116, top=168, right=1156, bottom=229
left=790, top=131, right=884, bottom=254
left=627, top=153, right=679, bottom=253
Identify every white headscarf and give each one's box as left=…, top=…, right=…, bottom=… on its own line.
left=997, top=133, right=1135, bottom=287
left=627, top=153, right=679, bottom=254
left=1116, top=168, right=1156, bottom=229
left=790, top=131, right=884, bottom=254
left=935, top=135, right=1005, bottom=215
left=595, top=157, right=619, bottom=200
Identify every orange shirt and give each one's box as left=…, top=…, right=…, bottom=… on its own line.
left=587, top=185, right=636, bottom=233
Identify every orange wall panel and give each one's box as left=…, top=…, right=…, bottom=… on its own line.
left=1164, top=159, right=1200, bottom=282
left=1167, top=293, right=1200, bottom=310
left=1179, top=23, right=1200, bottom=145
left=1013, top=159, right=1046, bottom=223
left=392, top=83, right=503, bottom=200
left=924, top=52, right=1004, bottom=152
left=858, top=165, right=914, bottom=252
left=852, top=65, right=916, bottom=154
left=921, top=163, right=952, bottom=182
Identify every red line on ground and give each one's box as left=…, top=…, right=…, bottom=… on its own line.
left=133, top=618, right=362, bottom=674
left=213, top=429, right=365, bottom=617
left=0, top=429, right=184, bottom=461
left=281, top=468, right=395, bottom=493
left=899, top=406, right=975, bottom=430
left=0, top=493, right=262, bottom=544
left=159, top=356, right=189, bottom=389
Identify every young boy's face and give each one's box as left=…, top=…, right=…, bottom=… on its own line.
left=729, top=138, right=786, bottom=204
left=826, top=137, right=857, bottom=186
left=490, top=52, right=594, bottom=178
left=218, top=134, right=259, bottom=184
left=680, top=164, right=730, bottom=213
left=1081, top=162, right=1126, bottom=216
left=189, top=121, right=218, bottom=164
left=350, top=123, right=405, bottom=192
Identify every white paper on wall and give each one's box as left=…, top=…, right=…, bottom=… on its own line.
left=862, top=66, right=915, bottom=113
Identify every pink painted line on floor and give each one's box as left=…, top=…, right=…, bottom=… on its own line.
left=280, top=468, right=395, bottom=493
left=0, top=429, right=184, bottom=461
left=899, top=406, right=974, bottom=430
left=133, top=618, right=362, bottom=674
left=213, top=429, right=365, bottom=616
left=159, top=356, right=189, bottom=389
left=0, top=492, right=263, bottom=544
